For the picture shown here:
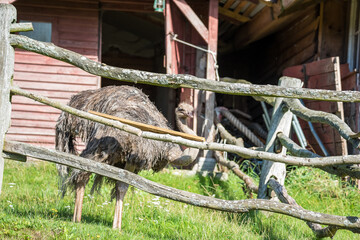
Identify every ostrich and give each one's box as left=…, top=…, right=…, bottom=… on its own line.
left=55, top=85, right=199, bottom=230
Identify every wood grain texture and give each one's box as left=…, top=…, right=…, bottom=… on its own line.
left=9, top=0, right=100, bottom=148
left=0, top=3, right=16, bottom=194
left=258, top=77, right=302, bottom=199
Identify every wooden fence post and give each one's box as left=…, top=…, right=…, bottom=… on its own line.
left=258, top=77, right=303, bottom=199
left=0, top=4, right=16, bottom=194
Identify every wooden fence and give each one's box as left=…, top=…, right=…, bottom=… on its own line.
left=1, top=4, right=360, bottom=238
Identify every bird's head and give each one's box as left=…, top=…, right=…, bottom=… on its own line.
left=175, top=102, right=194, bottom=119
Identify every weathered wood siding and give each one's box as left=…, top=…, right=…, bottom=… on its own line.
left=6, top=0, right=100, bottom=148
left=283, top=57, right=351, bottom=156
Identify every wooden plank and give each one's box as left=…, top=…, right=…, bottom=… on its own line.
left=219, top=7, right=251, bottom=23
left=233, top=3, right=307, bottom=49
left=11, top=95, right=69, bottom=105
left=223, top=0, right=236, bottom=9
left=14, top=63, right=95, bottom=76
left=16, top=0, right=99, bottom=10
left=7, top=127, right=55, bottom=136
left=173, top=0, right=209, bottom=43
left=282, top=65, right=304, bottom=78
left=100, top=3, right=154, bottom=12
left=14, top=72, right=98, bottom=85
left=5, top=134, right=56, bottom=144
left=304, top=57, right=336, bottom=76
left=14, top=80, right=97, bottom=92
left=258, top=77, right=302, bottom=199
left=204, top=0, right=218, bottom=147
left=58, top=39, right=98, bottom=50
left=234, top=1, right=248, bottom=14
left=12, top=104, right=62, bottom=114
left=319, top=0, right=347, bottom=60
left=11, top=111, right=60, bottom=121
left=243, top=2, right=257, bottom=17
left=11, top=89, right=78, bottom=99
left=89, top=110, right=205, bottom=142
left=13, top=5, right=98, bottom=18
left=58, top=31, right=98, bottom=42
left=333, top=57, right=347, bottom=155
left=10, top=119, right=56, bottom=129
left=3, top=151, right=27, bottom=162
left=0, top=3, right=16, bottom=194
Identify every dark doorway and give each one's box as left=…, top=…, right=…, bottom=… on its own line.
left=101, top=11, right=176, bottom=127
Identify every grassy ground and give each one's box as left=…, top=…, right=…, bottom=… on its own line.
left=0, top=159, right=359, bottom=240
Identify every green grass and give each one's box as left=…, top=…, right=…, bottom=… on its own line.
left=0, top=159, right=359, bottom=239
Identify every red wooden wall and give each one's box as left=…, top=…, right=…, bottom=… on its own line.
left=6, top=0, right=100, bottom=148
left=283, top=57, right=355, bottom=156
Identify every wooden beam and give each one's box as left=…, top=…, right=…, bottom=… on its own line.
left=258, top=77, right=303, bottom=199
left=219, top=7, right=251, bottom=24
left=203, top=0, right=218, bottom=150
left=243, top=2, right=257, bottom=17
left=223, top=0, right=236, bottom=9
left=234, top=1, right=248, bottom=14
left=0, top=4, right=16, bottom=194
left=233, top=3, right=308, bottom=49
left=165, top=0, right=176, bottom=74
left=172, top=0, right=209, bottom=43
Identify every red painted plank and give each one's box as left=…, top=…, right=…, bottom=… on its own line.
left=58, top=39, right=98, bottom=50
left=14, top=5, right=98, bottom=19
left=7, top=127, right=55, bottom=136
left=11, top=110, right=60, bottom=121
left=58, top=31, right=98, bottom=42
left=12, top=104, right=62, bottom=114
left=58, top=16, right=98, bottom=27
left=282, top=65, right=304, bottom=79
left=14, top=72, right=98, bottom=85
left=15, top=51, right=98, bottom=63
left=10, top=119, right=56, bottom=129
left=58, top=23, right=99, bottom=34
left=15, top=52, right=72, bottom=66
left=12, top=89, right=78, bottom=99
left=11, top=95, right=70, bottom=105
left=14, top=63, right=95, bottom=77
left=304, top=57, right=337, bottom=76
left=5, top=134, right=56, bottom=144
left=14, top=80, right=97, bottom=92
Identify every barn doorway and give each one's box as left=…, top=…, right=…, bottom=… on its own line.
left=101, top=11, right=176, bottom=127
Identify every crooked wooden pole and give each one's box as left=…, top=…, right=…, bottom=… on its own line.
left=0, top=4, right=16, bottom=194
left=258, top=77, right=303, bottom=199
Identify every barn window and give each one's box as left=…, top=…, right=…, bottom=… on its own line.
left=19, top=21, right=52, bottom=42
left=348, top=0, right=360, bottom=72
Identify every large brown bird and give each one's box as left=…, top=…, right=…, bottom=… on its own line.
left=55, top=85, right=199, bottom=230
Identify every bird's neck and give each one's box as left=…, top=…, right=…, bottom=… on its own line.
left=176, top=116, right=196, bottom=136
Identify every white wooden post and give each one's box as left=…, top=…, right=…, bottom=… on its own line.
left=258, top=77, right=303, bottom=199
left=0, top=4, right=16, bottom=194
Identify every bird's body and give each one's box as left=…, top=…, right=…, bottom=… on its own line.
left=56, top=85, right=198, bottom=230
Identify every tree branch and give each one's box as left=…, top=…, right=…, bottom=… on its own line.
left=214, top=150, right=258, bottom=193
left=3, top=140, right=360, bottom=232
left=9, top=34, right=360, bottom=102
left=268, top=179, right=340, bottom=238
left=283, top=98, right=360, bottom=149
left=11, top=85, right=360, bottom=167
left=277, top=132, right=360, bottom=179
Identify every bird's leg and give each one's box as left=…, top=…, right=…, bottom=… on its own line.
left=73, top=173, right=91, bottom=223
left=113, top=163, right=136, bottom=230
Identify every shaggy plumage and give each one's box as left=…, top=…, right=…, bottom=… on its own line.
left=55, top=85, right=198, bottom=229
